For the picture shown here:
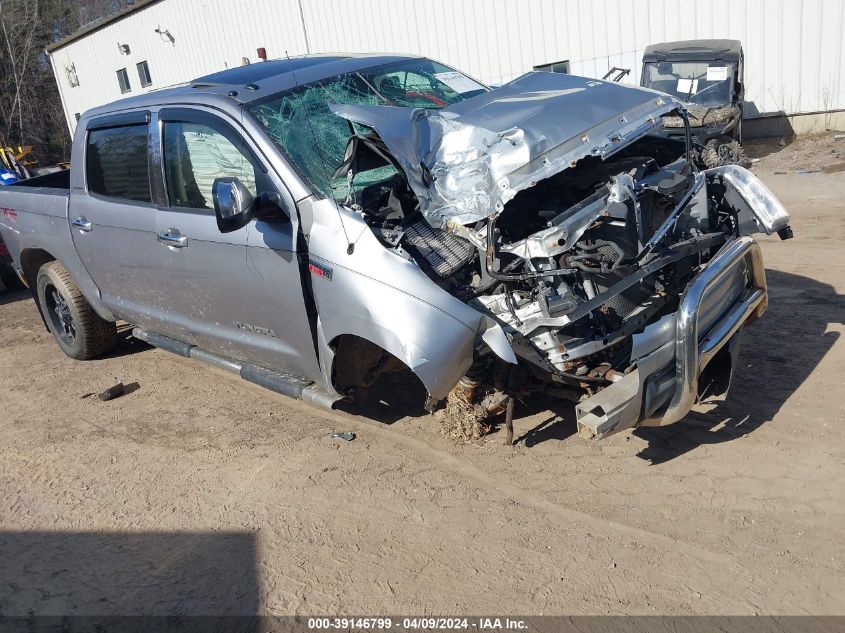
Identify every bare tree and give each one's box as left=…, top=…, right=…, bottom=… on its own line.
left=0, top=0, right=132, bottom=165
left=0, top=0, right=39, bottom=144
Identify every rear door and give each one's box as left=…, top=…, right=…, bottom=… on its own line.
left=152, top=107, right=319, bottom=379
left=70, top=111, right=168, bottom=330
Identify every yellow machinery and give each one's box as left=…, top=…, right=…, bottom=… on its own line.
left=0, top=144, right=35, bottom=179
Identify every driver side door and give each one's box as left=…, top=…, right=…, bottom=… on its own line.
left=151, top=107, right=320, bottom=380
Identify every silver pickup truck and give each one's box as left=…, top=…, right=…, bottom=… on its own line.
left=0, top=55, right=791, bottom=440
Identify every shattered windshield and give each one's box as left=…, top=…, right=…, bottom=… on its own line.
left=642, top=61, right=735, bottom=106
left=247, top=59, right=488, bottom=200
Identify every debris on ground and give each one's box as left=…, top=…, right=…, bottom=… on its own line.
left=97, top=382, right=125, bottom=401
left=331, top=431, right=356, bottom=441
left=822, top=162, right=845, bottom=174
left=746, top=133, right=845, bottom=174
left=438, top=387, right=488, bottom=443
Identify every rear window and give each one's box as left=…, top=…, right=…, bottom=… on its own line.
left=85, top=124, right=151, bottom=203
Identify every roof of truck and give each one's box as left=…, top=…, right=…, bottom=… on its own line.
left=82, top=54, right=425, bottom=120
left=642, top=39, right=742, bottom=63
left=191, top=55, right=353, bottom=86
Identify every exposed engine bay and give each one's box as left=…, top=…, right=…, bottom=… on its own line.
left=341, top=134, right=740, bottom=395
left=325, top=72, right=791, bottom=438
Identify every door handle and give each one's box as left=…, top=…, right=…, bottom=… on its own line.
left=71, top=217, right=92, bottom=232
left=157, top=229, right=188, bottom=248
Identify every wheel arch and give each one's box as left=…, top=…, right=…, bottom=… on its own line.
left=327, top=333, right=422, bottom=398
left=20, top=247, right=115, bottom=325
left=316, top=312, right=476, bottom=403
left=19, top=248, right=57, bottom=330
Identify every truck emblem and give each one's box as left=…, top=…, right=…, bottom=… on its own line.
left=233, top=321, right=277, bottom=338
left=308, top=259, right=333, bottom=281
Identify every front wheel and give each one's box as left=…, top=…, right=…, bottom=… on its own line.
left=700, top=137, right=747, bottom=168
left=36, top=261, right=116, bottom=360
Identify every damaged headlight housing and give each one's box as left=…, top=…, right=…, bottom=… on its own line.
left=706, top=164, right=791, bottom=236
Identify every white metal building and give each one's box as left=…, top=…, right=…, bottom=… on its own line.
left=48, top=0, right=845, bottom=136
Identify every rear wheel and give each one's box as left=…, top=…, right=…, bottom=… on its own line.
left=36, top=261, right=116, bottom=360
left=0, top=262, right=24, bottom=291
left=700, top=137, right=747, bottom=168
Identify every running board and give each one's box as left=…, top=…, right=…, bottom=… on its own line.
left=131, top=328, right=342, bottom=410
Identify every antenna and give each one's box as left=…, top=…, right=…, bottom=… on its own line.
left=285, top=51, right=355, bottom=255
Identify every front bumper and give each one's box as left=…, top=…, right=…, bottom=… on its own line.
left=576, top=236, right=767, bottom=439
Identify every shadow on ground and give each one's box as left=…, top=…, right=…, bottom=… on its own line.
left=511, top=396, right=578, bottom=447
left=0, top=288, right=31, bottom=306
left=99, top=323, right=153, bottom=360
left=339, top=365, right=578, bottom=442
left=336, top=371, right=429, bottom=424
left=0, top=531, right=260, bottom=620
left=744, top=136, right=796, bottom=161
left=634, top=269, right=842, bottom=463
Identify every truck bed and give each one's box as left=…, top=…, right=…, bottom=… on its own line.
left=11, top=169, right=70, bottom=190
left=0, top=171, right=72, bottom=281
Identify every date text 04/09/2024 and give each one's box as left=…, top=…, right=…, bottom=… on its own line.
left=306, top=617, right=528, bottom=630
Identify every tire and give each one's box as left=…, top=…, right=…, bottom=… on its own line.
left=700, top=137, right=748, bottom=168
left=36, top=261, right=116, bottom=360
left=0, top=262, right=25, bottom=291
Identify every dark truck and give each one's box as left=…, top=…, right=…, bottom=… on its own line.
left=641, top=39, right=746, bottom=168
left=0, top=54, right=791, bottom=440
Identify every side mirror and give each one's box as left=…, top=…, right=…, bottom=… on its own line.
left=213, top=177, right=255, bottom=233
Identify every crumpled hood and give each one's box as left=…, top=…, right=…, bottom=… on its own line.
left=331, top=72, right=680, bottom=227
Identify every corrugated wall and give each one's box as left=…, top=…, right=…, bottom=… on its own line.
left=51, top=0, right=845, bottom=133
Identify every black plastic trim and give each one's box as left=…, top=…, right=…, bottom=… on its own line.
left=87, top=110, right=150, bottom=131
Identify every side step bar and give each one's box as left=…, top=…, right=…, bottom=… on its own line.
left=132, top=328, right=342, bottom=411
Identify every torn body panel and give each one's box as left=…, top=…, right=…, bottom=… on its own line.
left=313, top=106, right=789, bottom=436
left=303, top=197, right=514, bottom=401
left=330, top=72, right=679, bottom=228
left=291, top=70, right=790, bottom=436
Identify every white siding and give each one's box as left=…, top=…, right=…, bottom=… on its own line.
left=51, top=0, right=845, bottom=133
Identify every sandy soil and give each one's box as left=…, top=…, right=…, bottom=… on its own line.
left=745, top=133, right=845, bottom=173
left=0, top=165, right=843, bottom=616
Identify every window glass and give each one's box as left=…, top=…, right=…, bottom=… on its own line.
left=162, top=120, right=260, bottom=209
left=86, top=124, right=151, bottom=202
left=137, top=61, right=152, bottom=88
left=117, top=68, right=131, bottom=93
left=248, top=58, right=487, bottom=200
left=533, top=60, right=570, bottom=74
left=641, top=62, right=735, bottom=105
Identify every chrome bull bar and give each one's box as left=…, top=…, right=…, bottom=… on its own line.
left=654, top=236, right=767, bottom=427
left=575, top=236, right=768, bottom=440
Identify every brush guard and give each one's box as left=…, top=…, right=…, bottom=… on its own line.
left=576, top=236, right=767, bottom=438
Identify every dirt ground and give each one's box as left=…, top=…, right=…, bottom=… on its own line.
left=745, top=132, right=845, bottom=173
left=0, top=156, right=843, bottom=616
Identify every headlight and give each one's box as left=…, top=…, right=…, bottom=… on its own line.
left=706, top=165, right=791, bottom=235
